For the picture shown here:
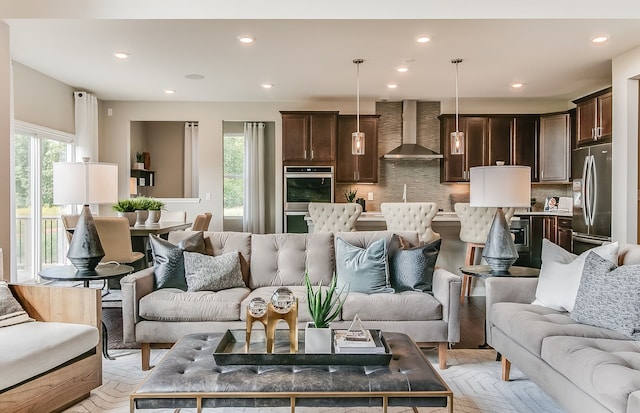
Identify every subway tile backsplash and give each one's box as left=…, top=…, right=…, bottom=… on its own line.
left=335, top=101, right=570, bottom=212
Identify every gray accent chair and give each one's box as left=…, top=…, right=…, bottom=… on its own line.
left=121, top=230, right=461, bottom=370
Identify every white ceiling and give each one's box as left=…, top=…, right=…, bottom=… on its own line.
left=4, top=8, right=640, bottom=103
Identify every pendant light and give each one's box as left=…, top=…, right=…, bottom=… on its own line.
left=450, top=58, right=464, bottom=155
left=352, top=58, right=365, bottom=156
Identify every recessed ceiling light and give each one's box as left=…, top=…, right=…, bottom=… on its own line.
left=397, top=67, right=409, bottom=73
left=238, top=36, right=255, bottom=44
left=261, top=83, right=273, bottom=89
left=185, top=74, right=205, bottom=80
left=387, top=84, right=398, bottom=89
left=592, top=35, right=609, bottom=44
left=511, top=82, right=524, bottom=89
left=113, top=52, right=130, bottom=59
left=164, top=89, right=175, bottom=95
left=416, top=36, right=431, bottom=44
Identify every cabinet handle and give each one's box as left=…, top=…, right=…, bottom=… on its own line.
left=596, top=126, right=602, bottom=138
left=310, top=149, right=314, bottom=160
left=541, top=170, right=544, bottom=180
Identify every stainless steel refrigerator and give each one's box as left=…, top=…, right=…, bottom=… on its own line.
left=571, top=142, right=612, bottom=254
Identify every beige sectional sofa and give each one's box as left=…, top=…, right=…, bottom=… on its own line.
left=121, top=230, right=462, bottom=370
left=486, top=243, right=640, bottom=413
left=0, top=284, right=102, bottom=413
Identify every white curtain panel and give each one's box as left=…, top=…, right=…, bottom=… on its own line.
left=73, top=91, right=98, bottom=162
left=243, top=122, right=266, bottom=234
left=184, top=122, right=199, bottom=198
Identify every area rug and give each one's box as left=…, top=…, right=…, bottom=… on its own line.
left=63, top=348, right=564, bottom=413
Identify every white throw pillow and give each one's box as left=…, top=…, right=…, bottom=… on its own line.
left=532, top=239, right=619, bottom=312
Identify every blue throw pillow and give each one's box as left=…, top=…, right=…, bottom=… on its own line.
left=335, top=237, right=394, bottom=294
left=389, top=235, right=441, bottom=293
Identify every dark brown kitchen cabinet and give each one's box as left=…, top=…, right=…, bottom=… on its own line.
left=439, top=114, right=538, bottom=182
left=439, top=116, right=487, bottom=182
left=574, top=88, right=612, bottom=147
left=540, top=113, right=571, bottom=182
left=557, top=217, right=573, bottom=252
left=527, top=215, right=573, bottom=268
left=336, top=114, right=379, bottom=183
left=281, top=111, right=338, bottom=165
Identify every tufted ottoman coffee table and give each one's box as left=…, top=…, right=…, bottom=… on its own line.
left=130, top=332, right=453, bottom=413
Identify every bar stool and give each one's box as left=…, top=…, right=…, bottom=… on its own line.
left=308, top=202, right=362, bottom=233
left=454, top=203, right=515, bottom=303
left=380, top=202, right=440, bottom=244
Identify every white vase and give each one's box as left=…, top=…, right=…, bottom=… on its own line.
left=304, top=322, right=332, bottom=354
left=146, top=210, right=161, bottom=225
left=118, top=211, right=137, bottom=227
left=135, top=210, right=148, bottom=226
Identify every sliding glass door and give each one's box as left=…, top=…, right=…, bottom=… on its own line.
left=14, top=123, right=73, bottom=282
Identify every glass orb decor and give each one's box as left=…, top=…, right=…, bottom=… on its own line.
left=270, top=287, right=295, bottom=314
left=248, top=297, right=267, bottom=318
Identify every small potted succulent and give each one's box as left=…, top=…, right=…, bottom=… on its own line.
left=304, top=272, right=348, bottom=353
left=112, top=199, right=138, bottom=226
left=134, top=152, right=145, bottom=170
left=344, top=187, right=358, bottom=203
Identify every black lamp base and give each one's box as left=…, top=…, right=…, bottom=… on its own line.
left=67, top=205, right=105, bottom=272
left=482, top=207, right=519, bottom=274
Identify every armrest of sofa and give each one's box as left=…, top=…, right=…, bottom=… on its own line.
left=485, top=277, right=538, bottom=346
left=9, top=283, right=100, bottom=328
left=120, top=267, right=155, bottom=344
left=432, top=267, right=462, bottom=343
left=628, top=390, right=640, bottom=413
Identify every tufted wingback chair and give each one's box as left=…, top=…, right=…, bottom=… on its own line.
left=454, top=203, right=515, bottom=302
left=308, top=202, right=362, bottom=233
left=380, top=202, right=440, bottom=244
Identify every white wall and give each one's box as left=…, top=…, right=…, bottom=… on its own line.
left=0, top=23, right=11, bottom=279
left=612, top=46, right=640, bottom=243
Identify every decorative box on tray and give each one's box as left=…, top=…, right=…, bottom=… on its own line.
left=212, top=329, right=392, bottom=366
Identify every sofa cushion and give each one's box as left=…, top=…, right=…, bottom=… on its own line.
left=532, top=239, right=619, bottom=312
left=150, top=232, right=206, bottom=290
left=249, top=233, right=333, bottom=289
left=490, top=302, right=629, bottom=357
left=0, top=321, right=98, bottom=391
left=139, top=287, right=250, bottom=322
left=541, top=336, right=640, bottom=413
left=571, top=252, right=640, bottom=340
left=389, top=235, right=441, bottom=293
left=169, top=231, right=252, bottom=285
left=183, top=250, right=245, bottom=292
left=342, top=291, right=442, bottom=321
left=335, top=237, right=393, bottom=294
left=240, top=286, right=314, bottom=322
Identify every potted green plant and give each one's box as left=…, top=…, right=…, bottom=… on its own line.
left=145, top=198, right=165, bottom=224
left=344, top=187, right=358, bottom=203
left=134, top=152, right=145, bottom=170
left=304, top=272, right=348, bottom=353
left=112, top=199, right=138, bottom=226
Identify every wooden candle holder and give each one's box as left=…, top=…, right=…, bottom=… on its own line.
left=245, top=307, right=268, bottom=353
left=266, top=301, right=298, bottom=354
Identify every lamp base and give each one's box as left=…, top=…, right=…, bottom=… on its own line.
left=67, top=205, right=105, bottom=272
left=482, top=207, right=518, bottom=274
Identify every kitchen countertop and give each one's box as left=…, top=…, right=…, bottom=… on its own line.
left=305, top=210, right=572, bottom=223
left=515, top=211, right=573, bottom=217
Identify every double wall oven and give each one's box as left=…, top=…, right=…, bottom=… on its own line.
left=284, top=166, right=334, bottom=233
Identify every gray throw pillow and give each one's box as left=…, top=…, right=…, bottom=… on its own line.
left=183, top=250, right=245, bottom=292
left=335, top=237, right=394, bottom=294
left=389, top=235, right=441, bottom=292
left=571, top=252, right=640, bottom=340
left=150, top=232, right=206, bottom=290
left=0, top=281, right=34, bottom=327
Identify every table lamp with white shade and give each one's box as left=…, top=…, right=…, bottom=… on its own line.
left=53, top=159, right=118, bottom=272
left=470, top=165, right=531, bottom=274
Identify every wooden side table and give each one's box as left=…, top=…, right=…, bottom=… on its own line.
left=459, top=265, right=539, bottom=349
left=39, top=263, right=134, bottom=359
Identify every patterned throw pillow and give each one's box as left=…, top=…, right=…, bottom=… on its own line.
left=0, top=281, right=34, bottom=327
left=183, top=250, right=246, bottom=292
left=335, top=237, right=394, bottom=294
left=571, top=252, right=640, bottom=340
left=388, top=235, right=441, bottom=293
left=149, top=231, right=206, bottom=290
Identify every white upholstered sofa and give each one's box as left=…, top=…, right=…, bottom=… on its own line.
left=0, top=283, right=102, bottom=412
left=121, top=230, right=462, bottom=370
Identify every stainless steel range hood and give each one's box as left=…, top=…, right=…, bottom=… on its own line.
left=383, top=100, right=443, bottom=160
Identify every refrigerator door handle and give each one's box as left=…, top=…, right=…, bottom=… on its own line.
left=581, top=155, right=590, bottom=227
left=572, top=233, right=609, bottom=246
left=589, top=155, right=598, bottom=227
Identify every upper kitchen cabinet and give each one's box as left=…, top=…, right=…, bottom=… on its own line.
left=439, top=114, right=538, bottom=182
left=439, top=115, right=487, bottom=182
left=281, top=111, right=338, bottom=165
left=336, top=114, right=380, bottom=183
left=573, top=87, right=612, bottom=147
left=539, top=113, right=571, bottom=183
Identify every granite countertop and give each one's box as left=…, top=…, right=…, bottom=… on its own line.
left=515, top=211, right=573, bottom=217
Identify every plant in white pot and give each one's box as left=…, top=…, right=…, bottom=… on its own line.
left=304, top=272, right=348, bottom=354
left=112, top=199, right=138, bottom=226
